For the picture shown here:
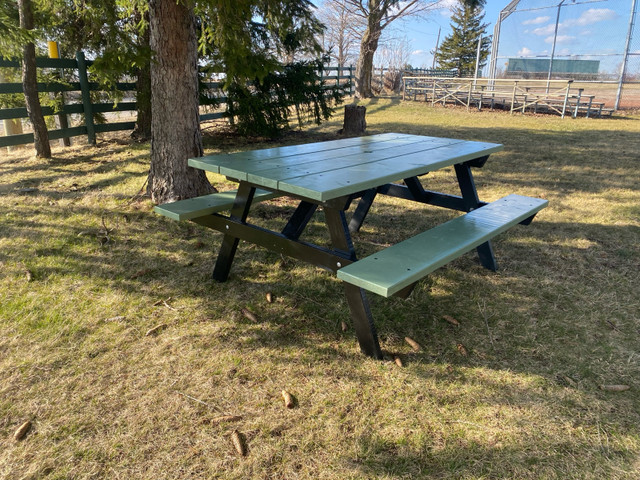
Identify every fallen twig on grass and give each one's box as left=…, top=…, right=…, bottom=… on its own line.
left=127, top=178, right=149, bottom=205
left=176, top=392, right=222, bottom=411
left=145, top=324, right=167, bottom=336
left=478, top=300, right=495, bottom=348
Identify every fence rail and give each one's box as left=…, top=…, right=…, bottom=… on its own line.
left=0, top=52, right=137, bottom=148
left=1, top=55, right=354, bottom=149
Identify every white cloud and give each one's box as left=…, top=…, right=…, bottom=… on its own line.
left=523, top=16, right=550, bottom=26
left=439, top=0, right=458, bottom=9
left=518, top=47, right=533, bottom=56
left=530, top=8, right=618, bottom=38
left=570, top=8, right=618, bottom=26
left=411, top=50, right=425, bottom=55
left=545, top=35, right=575, bottom=44
left=532, top=24, right=557, bottom=36
left=437, top=0, right=458, bottom=16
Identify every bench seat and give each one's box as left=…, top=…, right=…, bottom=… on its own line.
left=154, top=188, right=280, bottom=221
left=337, top=194, right=548, bottom=297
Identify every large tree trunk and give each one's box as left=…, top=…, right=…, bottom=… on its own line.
left=147, top=0, right=214, bottom=203
left=18, top=0, right=51, bottom=158
left=355, top=23, right=381, bottom=99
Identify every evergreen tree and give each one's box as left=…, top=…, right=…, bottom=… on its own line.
left=197, top=0, right=342, bottom=137
left=435, top=0, right=490, bottom=75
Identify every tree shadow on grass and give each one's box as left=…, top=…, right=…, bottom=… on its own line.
left=2, top=122, right=639, bottom=478
left=359, top=96, right=403, bottom=116
left=341, top=423, right=635, bottom=479
left=0, top=150, right=149, bottom=196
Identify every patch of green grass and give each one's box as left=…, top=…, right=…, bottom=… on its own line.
left=1, top=103, right=639, bottom=479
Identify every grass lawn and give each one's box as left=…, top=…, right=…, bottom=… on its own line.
left=1, top=100, right=639, bottom=479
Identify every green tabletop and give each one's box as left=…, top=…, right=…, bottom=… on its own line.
left=189, top=133, right=503, bottom=202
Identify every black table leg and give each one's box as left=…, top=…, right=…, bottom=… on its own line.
left=403, top=176, right=428, bottom=202
left=212, top=182, right=256, bottom=282
left=344, top=284, right=383, bottom=359
left=325, top=202, right=383, bottom=359
left=454, top=163, right=498, bottom=271
left=281, top=201, right=317, bottom=240
left=348, top=188, right=377, bottom=233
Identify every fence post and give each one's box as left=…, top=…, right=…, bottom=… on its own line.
left=49, top=42, right=71, bottom=147
left=76, top=51, right=96, bottom=145
left=0, top=70, right=25, bottom=152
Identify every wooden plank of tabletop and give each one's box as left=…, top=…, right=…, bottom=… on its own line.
left=189, top=132, right=414, bottom=173
left=228, top=135, right=451, bottom=179
left=245, top=137, right=465, bottom=190
left=277, top=141, right=503, bottom=201
left=208, top=135, right=439, bottom=184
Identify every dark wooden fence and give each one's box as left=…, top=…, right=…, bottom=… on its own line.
left=0, top=52, right=139, bottom=148
left=0, top=55, right=353, bottom=149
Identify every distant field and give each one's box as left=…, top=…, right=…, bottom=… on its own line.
left=1, top=101, right=639, bottom=479
left=571, top=81, right=640, bottom=109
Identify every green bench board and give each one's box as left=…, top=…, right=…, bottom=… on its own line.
left=337, top=194, right=548, bottom=297
left=154, top=188, right=280, bottom=221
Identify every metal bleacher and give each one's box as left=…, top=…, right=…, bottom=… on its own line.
left=402, top=77, right=614, bottom=118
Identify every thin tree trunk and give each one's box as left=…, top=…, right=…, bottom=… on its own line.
left=355, top=25, right=381, bottom=99
left=147, top=0, right=214, bottom=203
left=133, top=60, right=152, bottom=140
left=18, top=0, right=51, bottom=158
left=132, top=9, right=151, bottom=140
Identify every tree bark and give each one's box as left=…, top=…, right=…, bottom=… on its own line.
left=355, top=18, right=381, bottom=99
left=132, top=10, right=152, bottom=141
left=340, top=104, right=366, bottom=135
left=147, top=0, right=214, bottom=203
left=133, top=60, right=152, bottom=141
left=18, top=0, right=51, bottom=158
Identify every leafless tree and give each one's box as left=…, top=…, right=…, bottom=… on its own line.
left=317, top=0, right=361, bottom=68
left=375, top=35, right=411, bottom=71
left=320, top=0, right=443, bottom=98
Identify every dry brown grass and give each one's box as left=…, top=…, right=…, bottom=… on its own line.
left=1, top=102, right=639, bottom=479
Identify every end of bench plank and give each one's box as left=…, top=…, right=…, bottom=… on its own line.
left=337, top=194, right=548, bottom=298
left=154, top=189, right=279, bottom=221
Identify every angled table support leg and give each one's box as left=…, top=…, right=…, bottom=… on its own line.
left=212, top=182, right=256, bottom=282
left=282, top=201, right=317, bottom=240
left=348, top=188, right=377, bottom=234
left=403, top=176, right=428, bottom=202
left=454, top=163, right=497, bottom=271
left=325, top=203, right=383, bottom=359
left=344, top=284, right=383, bottom=359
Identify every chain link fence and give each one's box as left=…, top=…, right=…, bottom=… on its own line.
left=487, top=0, right=639, bottom=110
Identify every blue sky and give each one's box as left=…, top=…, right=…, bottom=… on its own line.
left=391, top=0, right=634, bottom=73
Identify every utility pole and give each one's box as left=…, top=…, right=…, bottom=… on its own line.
left=432, top=27, right=441, bottom=70
left=547, top=0, right=567, bottom=93
left=473, top=35, right=482, bottom=87
left=616, top=0, right=637, bottom=110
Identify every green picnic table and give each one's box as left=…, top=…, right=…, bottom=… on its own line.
left=155, top=133, right=547, bottom=359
